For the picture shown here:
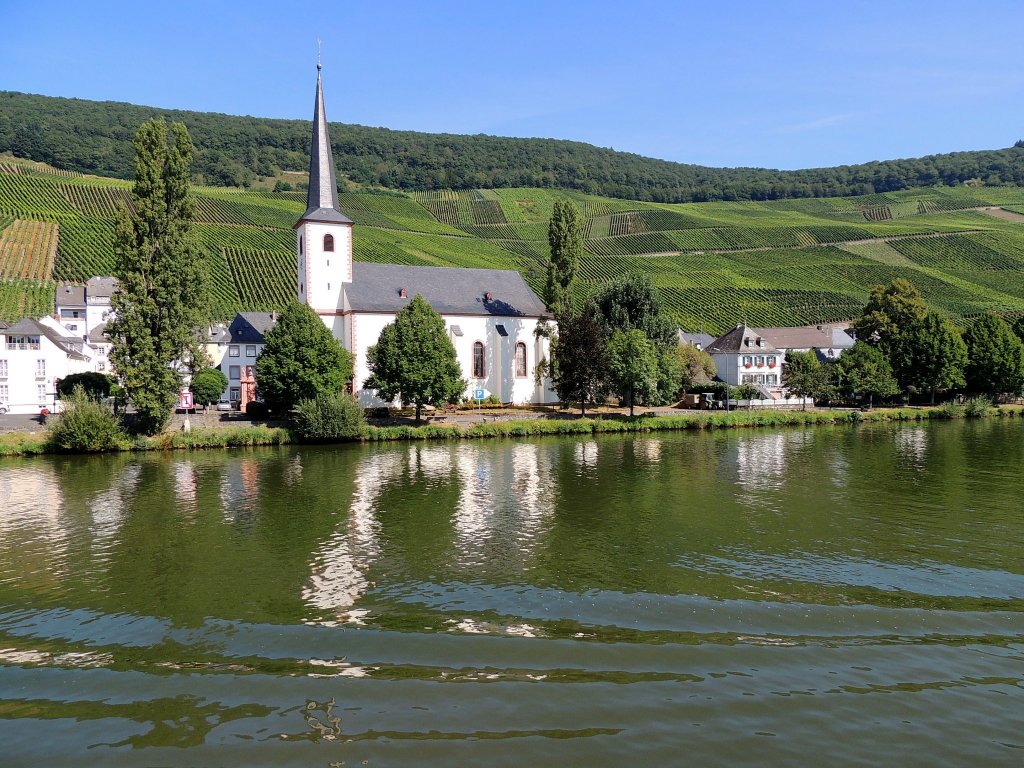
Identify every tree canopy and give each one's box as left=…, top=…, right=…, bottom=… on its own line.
left=606, top=329, right=659, bottom=416
left=833, top=340, right=899, bottom=406
left=852, top=279, right=928, bottom=350
left=106, top=118, right=208, bottom=434
left=255, top=302, right=353, bottom=413
left=551, top=305, right=607, bottom=415
left=4, top=90, right=1024, bottom=202
left=591, top=273, right=677, bottom=350
left=963, top=313, right=1024, bottom=397
left=363, top=295, right=465, bottom=421
left=190, top=367, right=229, bottom=408
left=56, top=372, right=114, bottom=401
left=544, top=200, right=583, bottom=313
left=891, top=311, right=968, bottom=403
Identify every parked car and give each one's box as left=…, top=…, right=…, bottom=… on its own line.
left=216, top=399, right=231, bottom=411
left=0, top=404, right=7, bottom=415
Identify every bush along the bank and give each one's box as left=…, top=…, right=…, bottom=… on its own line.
left=47, top=386, right=126, bottom=452
left=293, top=392, right=366, bottom=442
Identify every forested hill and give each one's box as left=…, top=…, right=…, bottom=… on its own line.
left=2, top=90, right=1023, bottom=203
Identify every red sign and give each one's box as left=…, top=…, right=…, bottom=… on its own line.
left=179, top=391, right=194, bottom=410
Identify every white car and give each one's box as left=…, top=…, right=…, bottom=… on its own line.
left=215, top=399, right=232, bottom=411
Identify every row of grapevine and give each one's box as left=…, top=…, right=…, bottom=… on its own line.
left=53, top=217, right=116, bottom=281
left=60, top=183, right=133, bottom=218
left=0, top=280, right=56, bottom=322
left=224, top=247, right=294, bottom=310
left=0, top=173, right=78, bottom=217
left=0, top=219, right=58, bottom=280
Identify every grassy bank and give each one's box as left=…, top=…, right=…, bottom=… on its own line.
left=2, top=406, right=1020, bottom=457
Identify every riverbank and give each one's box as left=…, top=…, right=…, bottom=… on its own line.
left=1, top=404, right=1021, bottom=457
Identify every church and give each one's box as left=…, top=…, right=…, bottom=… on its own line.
left=294, top=62, right=556, bottom=406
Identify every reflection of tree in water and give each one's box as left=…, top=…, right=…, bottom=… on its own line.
left=277, top=697, right=342, bottom=743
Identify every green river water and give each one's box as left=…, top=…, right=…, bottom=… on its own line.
left=0, top=420, right=1021, bottom=766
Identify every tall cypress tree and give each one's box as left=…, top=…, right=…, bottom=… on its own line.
left=545, top=199, right=583, bottom=313
left=108, top=119, right=208, bottom=434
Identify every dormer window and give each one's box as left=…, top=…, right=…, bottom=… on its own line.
left=323, top=234, right=334, bottom=252
left=400, top=288, right=407, bottom=298
left=757, top=338, right=764, bottom=347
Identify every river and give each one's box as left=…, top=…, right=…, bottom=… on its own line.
left=0, top=420, right=1021, bottom=766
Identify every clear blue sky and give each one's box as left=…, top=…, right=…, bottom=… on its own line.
left=3, top=0, right=1022, bottom=170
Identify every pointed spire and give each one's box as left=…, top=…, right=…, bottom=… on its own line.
left=301, top=54, right=351, bottom=224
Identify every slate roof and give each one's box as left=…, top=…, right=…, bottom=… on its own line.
left=88, top=323, right=110, bottom=344
left=679, top=330, right=716, bottom=349
left=345, top=263, right=549, bottom=317
left=299, top=66, right=352, bottom=226
left=86, top=276, right=118, bottom=299
left=224, top=312, right=277, bottom=344
left=706, top=324, right=778, bottom=354
left=754, top=323, right=855, bottom=351
left=56, top=283, right=86, bottom=306
left=4, top=317, right=87, bottom=360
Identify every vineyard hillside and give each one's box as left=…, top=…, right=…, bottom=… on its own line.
left=2, top=161, right=1024, bottom=333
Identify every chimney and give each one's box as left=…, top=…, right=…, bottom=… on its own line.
left=400, top=287, right=407, bottom=298
left=271, top=310, right=277, bottom=322
left=485, top=291, right=492, bottom=301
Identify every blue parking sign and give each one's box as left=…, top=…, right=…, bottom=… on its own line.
left=474, top=389, right=485, bottom=399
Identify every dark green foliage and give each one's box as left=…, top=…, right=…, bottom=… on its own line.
left=551, top=305, right=607, bottom=415
left=293, top=392, right=366, bottom=442
left=363, top=295, right=465, bottom=422
left=891, top=311, right=968, bottom=403
left=1013, top=316, right=1024, bottom=345
left=654, top=346, right=684, bottom=405
left=606, top=329, right=659, bottom=416
left=784, top=350, right=832, bottom=409
left=833, top=340, right=899, bottom=405
left=677, top=344, right=717, bottom=390
left=56, top=372, right=114, bottom=400
left=107, top=119, right=209, bottom=434
left=591, top=272, right=677, bottom=349
left=852, top=278, right=928, bottom=349
left=545, top=199, right=582, bottom=312
left=255, top=301, right=354, bottom=414
left=245, top=400, right=271, bottom=420
left=190, top=367, right=228, bottom=407
left=5, top=91, right=1024, bottom=202
left=47, top=386, right=125, bottom=452
left=963, top=313, right=1024, bottom=396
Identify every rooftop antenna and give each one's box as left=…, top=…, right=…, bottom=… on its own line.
left=316, top=38, right=322, bottom=71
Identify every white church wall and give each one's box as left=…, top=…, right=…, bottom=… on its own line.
left=298, top=222, right=352, bottom=312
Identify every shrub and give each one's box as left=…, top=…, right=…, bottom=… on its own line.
left=245, top=400, right=271, bottom=420
left=293, top=392, right=366, bottom=442
left=964, top=396, right=994, bottom=418
left=47, top=386, right=126, bottom=452
left=939, top=400, right=966, bottom=419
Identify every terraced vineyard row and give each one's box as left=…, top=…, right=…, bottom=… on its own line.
left=0, top=280, right=56, bottom=322
left=54, top=218, right=117, bottom=281
left=224, top=247, right=294, bottom=310
left=60, top=183, right=133, bottom=218
left=0, top=219, right=58, bottom=280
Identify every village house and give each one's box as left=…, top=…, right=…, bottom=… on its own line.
left=295, top=62, right=555, bottom=405
left=0, top=316, right=93, bottom=414
left=706, top=324, right=784, bottom=389
left=54, top=277, right=118, bottom=374
left=204, top=311, right=276, bottom=407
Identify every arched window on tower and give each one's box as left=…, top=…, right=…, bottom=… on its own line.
left=473, top=341, right=485, bottom=378
left=515, top=342, right=527, bottom=377
left=299, top=236, right=303, bottom=255
left=323, top=234, right=334, bottom=252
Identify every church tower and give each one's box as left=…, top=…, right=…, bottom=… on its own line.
left=295, top=58, right=353, bottom=332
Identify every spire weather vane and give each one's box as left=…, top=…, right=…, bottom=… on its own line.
left=316, top=38, right=322, bottom=70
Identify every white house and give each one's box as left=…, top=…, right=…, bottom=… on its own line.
left=0, top=316, right=93, bottom=414
left=55, top=276, right=118, bottom=374
left=295, top=62, right=555, bottom=406
left=707, top=324, right=783, bottom=389
left=204, top=312, right=276, bottom=406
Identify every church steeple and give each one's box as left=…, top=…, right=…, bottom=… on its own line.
left=301, top=59, right=351, bottom=224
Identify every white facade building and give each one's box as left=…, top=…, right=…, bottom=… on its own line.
left=296, top=63, right=555, bottom=406
left=707, top=324, right=783, bottom=389
left=204, top=312, right=276, bottom=405
left=0, top=317, right=93, bottom=414
left=55, top=276, right=118, bottom=374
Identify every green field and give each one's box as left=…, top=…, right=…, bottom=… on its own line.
left=2, top=159, right=1024, bottom=332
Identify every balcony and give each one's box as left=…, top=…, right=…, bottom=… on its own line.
left=6, top=343, right=41, bottom=351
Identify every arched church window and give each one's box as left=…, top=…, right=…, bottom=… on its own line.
left=324, top=234, right=334, bottom=252
left=515, top=342, right=527, bottom=377
left=299, top=236, right=303, bottom=255
left=473, top=341, right=485, bottom=378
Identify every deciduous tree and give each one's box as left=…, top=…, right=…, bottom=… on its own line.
left=363, top=295, right=464, bottom=422
left=606, top=329, right=659, bottom=416
left=551, top=305, right=606, bottom=416
left=545, top=200, right=583, bottom=313
left=852, top=279, right=928, bottom=350
left=107, top=119, right=209, bottom=434
left=190, top=367, right=229, bottom=409
left=591, top=273, right=677, bottom=349
left=255, top=302, right=353, bottom=414
left=891, top=311, right=968, bottom=404
left=963, top=313, right=1024, bottom=397
left=783, top=350, right=831, bottom=409
left=833, top=340, right=899, bottom=406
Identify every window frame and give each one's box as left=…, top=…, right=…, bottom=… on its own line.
left=323, top=234, right=334, bottom=252
left=229, top=345, right=240, bottom=358
left=472, top=341, right=486, bottom=378
left=229, top=365, right=241, bottom=380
